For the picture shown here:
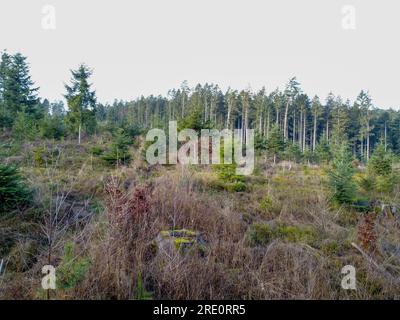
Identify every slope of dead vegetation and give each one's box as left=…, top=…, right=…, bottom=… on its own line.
left=0, top=138, right=399, bottom=299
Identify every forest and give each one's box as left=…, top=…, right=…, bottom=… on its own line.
left=0, top=51, right=399, bottom=299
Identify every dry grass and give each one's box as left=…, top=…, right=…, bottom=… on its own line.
left=1, top=141, right=400, bottom=300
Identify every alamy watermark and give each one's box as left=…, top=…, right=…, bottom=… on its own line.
left=41, top=5, right=56, bottom=30
left=341, top=265, right=356, bottom=290
left=341, top=5, right=356, bottom=30
left=145, top=121, right=255, bottom=175
left=41, top=265, right=56, bottom=290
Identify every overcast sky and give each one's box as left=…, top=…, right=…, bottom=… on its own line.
left=1, top=0, right=399, bottom=108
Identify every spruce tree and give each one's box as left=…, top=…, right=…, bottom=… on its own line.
left=0, top=164, right=32, bottom=215
left=368, top=143, right=392, bottom=176
left=0, top=52, right=39, bottom=128
left=328, top=142, right=356, bottom=205
left=65, top=64, right=97, bottom=144
left=267, top=125, right=284, bottom=164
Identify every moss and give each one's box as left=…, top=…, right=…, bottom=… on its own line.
left=158, top=229, right=204, bottom=254
left=160, top=229, right=198, bottom=238
left=173, top=229, right=197, bottom=236
left=173, top=237, right=194, bottom=250
left=160, top=230, right=171, bottom=237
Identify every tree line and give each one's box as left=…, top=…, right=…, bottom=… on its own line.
left=1, top=50, right=399, bottom=163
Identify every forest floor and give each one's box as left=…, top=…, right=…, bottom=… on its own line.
left=0, top=135, right=400, bottom=299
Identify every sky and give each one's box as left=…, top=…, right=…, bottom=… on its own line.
left=0, top=0, right=399, bottom=108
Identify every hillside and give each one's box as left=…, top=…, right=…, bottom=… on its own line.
left=1, top=52, right=400, bottom=300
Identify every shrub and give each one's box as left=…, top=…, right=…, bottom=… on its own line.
left=0, top=164, right=32, bottom=214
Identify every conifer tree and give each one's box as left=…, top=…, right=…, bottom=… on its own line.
left=64, top=64, right=97, bottom=144
left=267, top=124, right=284, bottom=164
left=0, top=52, right=39, bottom=128
left=328, top=142, right=356, bottom=205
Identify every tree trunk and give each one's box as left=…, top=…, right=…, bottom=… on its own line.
left=283, top=100, right=289, bottom=140
left=293, top=111, right=296, bottom=144
left=181, top=94, right=185, bottom=118
left=303, top=114, right=306, bottom=152
left=313, top=111, right=317, bottom=151
left=204, top=96, right=208, bottom=124
left=299, top=111, right=303, bottom=149
left=360, top=138, right=364, bottom=160
left=226, top=99, right=231, bottom=129
left=366, top=109, right=370, bottom=160
left=326, top=120, right=329, bottom=143
left=384, top=121, right=387, bottom=152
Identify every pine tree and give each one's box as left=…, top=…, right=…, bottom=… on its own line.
left=368, top=143, right=392, bottom=176
left=64, top=64, right=97, bottom=144
left=283, top=77, right=301, bottom=140
left=328, top=142, right=356, bottom=205
left=0, top=52, right=39, bottom=128
left=102, top=128, right=132, bottom=166
left=311, top=95, right=322, bottom=152
left=315, top=138, right=331, bottom=163
left=0, top=164, right=32, bottom=215
left=267, top=124, right=284, bottom=164
left=356, top=91, right=373, bottom=161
